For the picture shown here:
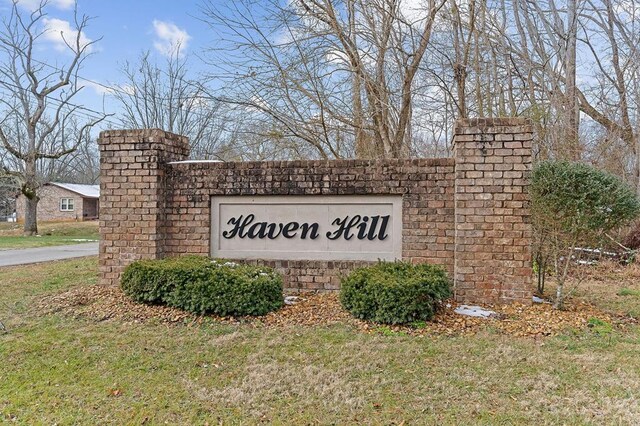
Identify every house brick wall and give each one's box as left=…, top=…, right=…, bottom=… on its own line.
left=98, top=118, right=533, bottom=305
left=16, top=185, right=85, bottom=223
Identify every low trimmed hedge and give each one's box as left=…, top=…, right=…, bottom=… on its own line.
left=339, top=261, right=452, bottom=324
left=121, top=256, right=284, bottom=316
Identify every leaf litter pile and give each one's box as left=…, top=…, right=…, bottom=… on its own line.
left=35, top=284, right=629, bottom=338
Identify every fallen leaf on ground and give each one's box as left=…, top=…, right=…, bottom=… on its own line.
left=35, top=285, right=629, bottom=338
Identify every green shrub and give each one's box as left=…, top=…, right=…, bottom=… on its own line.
left=339, top=261, right=452, bottom=324
left=121, top=256, right=283, bottom=316
left=121, top=256, right=212, bottom=304
left=531, top=161, right=640, bottom=308
left=531, top=161, right=640, bottom=236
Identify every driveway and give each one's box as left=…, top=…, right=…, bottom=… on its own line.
left=0, top=242, right=99, bottom=267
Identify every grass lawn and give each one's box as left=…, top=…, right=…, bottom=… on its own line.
left=0, top=221, right=99, bottom=250
left=2, top=259, right=640, bottom=424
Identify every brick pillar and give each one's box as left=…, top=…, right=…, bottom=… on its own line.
left=454, top=118, right=533, bottom=305
left=97, top=129, right=189, bottom=286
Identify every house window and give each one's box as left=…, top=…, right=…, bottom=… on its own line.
left=60, top=198, right=74, bottom=211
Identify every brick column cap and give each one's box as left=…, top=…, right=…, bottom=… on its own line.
left=98, top=128, right=189, bottom=145
left=454, top=117, right=533, bottom=134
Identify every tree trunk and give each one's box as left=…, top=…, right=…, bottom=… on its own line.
left=553, top=280, right=565, bottom=310
left=348, top=0, right=368, bottom=159
left=353, top=73, right=367, bottom=158
left=563, top=0, right=580, bottom=160
left=23, top=160, right=39, bottom=236
left=24, top=195, right=38, bottom=236
left=454, top=63, right=467, bottom=118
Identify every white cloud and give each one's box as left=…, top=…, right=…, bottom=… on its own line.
left=614, top=0, right=640, bottom=22
left=42, top=18, right=93, bottom=53
left=325, top=47, right=376, bottom=69
left=399, top=0, right=430, bottom=23
left=84, top=81, right=111, bottom=96
left=249, top=95, right=270, bottom=110
left=84, top=81, right=135, bottom=97
left=185, top=94, right=210, bottom=110
left=118, top=84, right=136, bottom=96
left=16, top=0, right=75, bottom=11
left=152, top=19, right=191, bottom=57
left=326, top=49, right=349, bottom=65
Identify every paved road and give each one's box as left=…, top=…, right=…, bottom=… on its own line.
left=0, top=242, right=99, bottom=267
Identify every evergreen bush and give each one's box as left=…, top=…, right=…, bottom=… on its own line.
left=121, top=256, right=283, bottom=316
left=339, top=261, right=451, bottom=324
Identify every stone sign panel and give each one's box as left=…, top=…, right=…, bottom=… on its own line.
left=211, top=195, right=403, bottom=261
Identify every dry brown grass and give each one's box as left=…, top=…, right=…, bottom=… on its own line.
left=544, top=260, right=640, bottom=318
left=184, top=352, right=369, bottom=419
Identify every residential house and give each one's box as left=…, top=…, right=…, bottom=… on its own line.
left=16, top=182, right=100, bottom=222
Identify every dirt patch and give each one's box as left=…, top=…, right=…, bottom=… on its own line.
left=35, top=285, right=629, bottom=338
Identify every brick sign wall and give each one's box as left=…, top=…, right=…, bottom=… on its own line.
left=98, top=118, right=533, bottom=305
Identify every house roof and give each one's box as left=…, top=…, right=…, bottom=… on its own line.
left=49, top=182, right=100, bottom=198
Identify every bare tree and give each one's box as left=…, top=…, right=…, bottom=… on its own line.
left=443, top=0, right=477, bottom=118
left=0, top=1, right=107, bottom=235
left=38, top=129, right=100, bottom=184
left=200, top=0, right=446, bottom=159
left=194, top=0, right=640, bottom=181
left=500, top=0, right=640, bottom=189
left=110, top=50, right=226, bottom=159
left=578, top=0, right=640, bottom=192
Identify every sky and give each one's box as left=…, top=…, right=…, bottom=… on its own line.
left=1, top=0, right=218, bottom=131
